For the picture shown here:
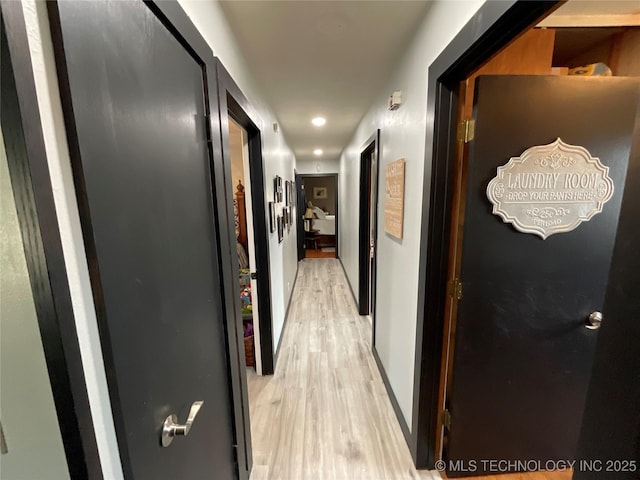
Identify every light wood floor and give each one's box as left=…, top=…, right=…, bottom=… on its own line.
left=247, top=258, right=435, bottom=480
left=246, top=259, right=570, bottom=480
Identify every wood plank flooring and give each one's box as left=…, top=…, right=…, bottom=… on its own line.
left=247, top=259, right=434, bottom=480
left=247, top=259, right=571, bottom=480
left=304, top=249, right=336, bottom=259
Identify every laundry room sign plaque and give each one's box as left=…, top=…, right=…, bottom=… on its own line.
left=486, top=138, right=614, bottom=239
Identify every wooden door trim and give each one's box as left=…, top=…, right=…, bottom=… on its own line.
left=410, top=0, right=562, bottom=468
left=358, top=130, right=380, bottom=317
left=298, top=173, right=339, bottom=258
left=1, top=4, right=102, bottom=478
left=48, top=2, right=249, bottom=479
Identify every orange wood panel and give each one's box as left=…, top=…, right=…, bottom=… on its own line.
left=441, top=470, right=573, bottom=480
left=464, top=28, right=556, bottom=117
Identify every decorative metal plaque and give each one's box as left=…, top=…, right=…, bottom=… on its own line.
left=486, top=138, right=614, bottom=239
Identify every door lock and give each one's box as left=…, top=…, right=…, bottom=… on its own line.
left=585, top=311, right=603, bottom=330
left=161, top=400, right=203, bottom=447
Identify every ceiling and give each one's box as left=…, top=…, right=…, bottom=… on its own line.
left=219, top=1, right=432, bottom=163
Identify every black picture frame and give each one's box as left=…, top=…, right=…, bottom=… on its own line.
left=274, top=175, right=282, bottom=203
left=277, top=215, right=284, bottom=243
left=285, top=180, right=291, bottom=206
left=268, top=201, right=275, bottom=233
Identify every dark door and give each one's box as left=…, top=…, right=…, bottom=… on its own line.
left=574, top=105, right=640, bottom=480
left=368, top=149, right=378, bottom=315
left=295, top=172, right=305, bottom=261
left=51, top=1, right=237, bottom=479
left=446, top=76, right=640, bottom=476
left=358, top=144, right=376, bottom=316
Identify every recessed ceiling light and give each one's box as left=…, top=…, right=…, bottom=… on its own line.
left=311, top=117, right=326, bottom=127
left=313, top=149, right=323, bottom=156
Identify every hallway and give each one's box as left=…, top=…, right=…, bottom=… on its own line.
left=247, top=259, right=433, bottom=480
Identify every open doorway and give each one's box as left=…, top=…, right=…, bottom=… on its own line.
left=297, top=173, right=338, bottom=259
left=217, top=61, right=276, bottom=382
left=358, top=131, right=380, bottom=327
left=228, top=119, right=263, bottom=377
left=426, top=7, right=640, bottom=480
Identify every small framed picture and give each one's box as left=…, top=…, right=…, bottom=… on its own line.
left=285, top=181, right=291, bottom=206
left=268, top=202, right=275, bottom=233
left=274, top=175, right=283, bottom=203
left=313, top=186, right=327, bottom=199
left=277, top=215, right=284, bottom=243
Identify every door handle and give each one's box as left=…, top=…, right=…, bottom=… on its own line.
left=585, top=311, right=603, bottom=330
left=161, top=400, right=203, bottom=447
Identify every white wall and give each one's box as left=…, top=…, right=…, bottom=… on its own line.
left=339, top=0, right=486, bottom=430
left=21, top=0, right=298, bottom=477
left=179, top=0, right=298, bottom=351
left=296, top=158, right=340, bottom=174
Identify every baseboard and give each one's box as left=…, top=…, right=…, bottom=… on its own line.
left=274, top=262, right=300, bottom=366
left=372, top=344, right=413, bottom=453
left=338, top=258, right=359, bottom=311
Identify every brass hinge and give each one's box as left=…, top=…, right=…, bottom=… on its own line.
left=457, top=119, right=475, bottom=143
left=447, top=278, right=463, bottom=300
left=442, top=409, right=452, bottom=430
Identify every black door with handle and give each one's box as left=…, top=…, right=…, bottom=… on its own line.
left=446, top=76, right=640, bottom=476
left=50, top=1, right=238, bottom=478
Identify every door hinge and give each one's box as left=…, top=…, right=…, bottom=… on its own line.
left=457, top=119, right=475, bottom=143
left=442, top=409, right=452, bottom=430
left=204, top=114, right=213, bottom=144
left=447, top=278, right=463, bottom=300
left=232, top=444, right=238, bottom=465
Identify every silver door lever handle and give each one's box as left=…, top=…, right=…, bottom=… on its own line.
left=585, top=311, right=603, bottom=330
left=161, top=400, right=203, bottom=447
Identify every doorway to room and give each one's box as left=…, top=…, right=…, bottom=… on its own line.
left=297, top=173, right=339, bottom=259
left=421, top=8, right=640, bottom=480
left=228, top=118, right=263, bottom=378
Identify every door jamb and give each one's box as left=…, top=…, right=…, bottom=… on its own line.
left=358, top=130, right=380, bottom=318
left=1, top=4, right=102, bottom=478
left=297, top=173, right=339, bottom=259
left=410, top=0, right=562, bottom=468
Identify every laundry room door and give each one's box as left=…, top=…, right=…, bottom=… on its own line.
left=445, top=75, right=640, bottom=476
left=50, top=1, right=240, bottom=478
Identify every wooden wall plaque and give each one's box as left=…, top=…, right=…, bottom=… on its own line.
left=384, top=158, right=406, bottom=239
